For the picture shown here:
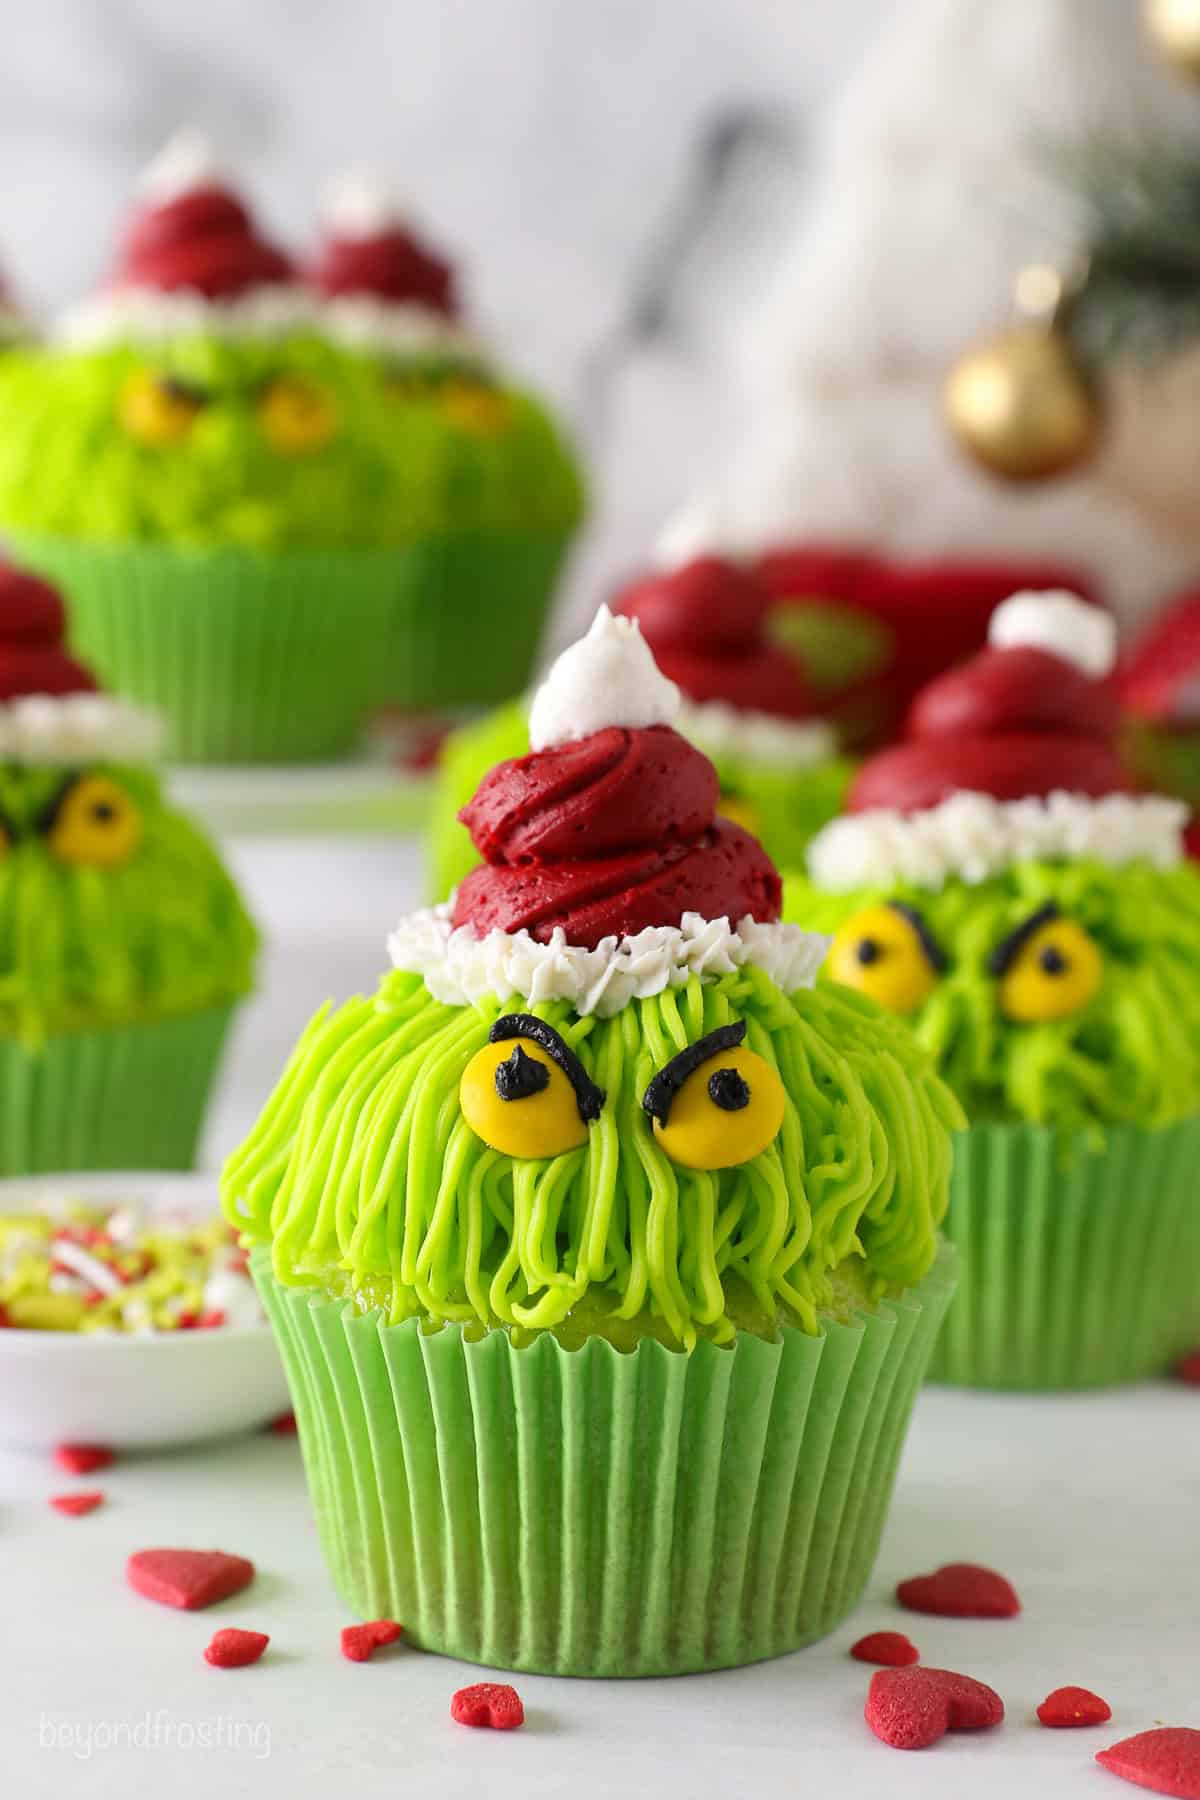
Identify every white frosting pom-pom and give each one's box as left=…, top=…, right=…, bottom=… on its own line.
left=988, top=589, right=1117, bottom=679
left=651, top=500, right=731, bottom=569
left=138, top=129, right=228, bottom=205
left=528, top=606, right=681, bottom=751
left=319, top=170, right=407, bottom=239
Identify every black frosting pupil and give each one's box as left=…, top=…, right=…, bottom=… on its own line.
left=494, top=1045, right=551, bottom=1102
left=91, top=802, right=116, bottom=824
left=1039, top=945, right=1068, bottom=976
left=856, top=938, right=882, bottom=966
left=708, top=1066, right=751, bottom=1112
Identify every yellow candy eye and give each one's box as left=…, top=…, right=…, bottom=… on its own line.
left=460, top=1015, right=605, bottom=1160
left=44, top=774, right=143, bottom=869
left=440, top=378, right=512, bottom=436
left=258, top=376, right=339, bottom=453
left=828, top=902, right=944, bottom=1014
left=118, top=370, right=206, bottom=445
left=993, top=905, right=1102, bottom=1023
left=644, top=1023, right=786, bottom=1171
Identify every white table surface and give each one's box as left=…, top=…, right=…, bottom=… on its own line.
left=3, top=833, right=1197, bottom=1797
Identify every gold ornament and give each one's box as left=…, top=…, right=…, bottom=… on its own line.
left=943, top=322, right=1098, bottom=482
left=1145, top=0, right=1200, bottom=79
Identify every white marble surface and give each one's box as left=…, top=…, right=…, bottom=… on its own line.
left=0, top=0, right=888, bottom=635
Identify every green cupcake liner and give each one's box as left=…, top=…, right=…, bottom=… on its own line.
left=384, top=527, right=572, bottom=710
left=252, top=1244, right=956, bottom=1677
left=0, top=1005, right=236, bottom=1175
left=6, top=532, right=398, bottom=764
left=928, top=1116, right=1200, bottom=1390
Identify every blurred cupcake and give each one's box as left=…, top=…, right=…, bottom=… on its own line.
left=309, top=172, right=585, bottom=713
left=224, top=606, right=960, bottom=1675
left=428, top=555, right=851, bottom=901
left=1121, top=586, right=1200, bottom=854
left=0, top=559, right=256, bottom=1172
left=0, top=134, right=405, bottom=763
left=788, top=590, right=1200, bottom=1388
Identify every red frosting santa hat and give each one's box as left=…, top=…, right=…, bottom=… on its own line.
left=808, top=590, right=1188, bottom=890
left=307, top=172, right=471, bottom=357
left=59, top=132, right=306, bottom=346
left=0, top=562, right=160, bottom=763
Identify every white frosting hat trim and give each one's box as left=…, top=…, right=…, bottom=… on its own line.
left=679, top=698, right=836, bottom=769
left=0, top=693, right=163, bottom=765
left=55, top=284, right=318, bottom=348
left=988, top=589, right=1117, bottom=679
left=807, top=790, right=1188, bottom=893
left=529, top=606, right=681, bottom=751
left=388, top=904, right=829, bottom=1018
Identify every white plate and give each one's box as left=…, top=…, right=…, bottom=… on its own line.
left=166, top=760, right=431, bottom=838
left=0, top=1172, right=290, bottom=1451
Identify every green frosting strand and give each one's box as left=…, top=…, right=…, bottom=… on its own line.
left=223, top=967, right=962, bottom=1347
left=0, top=761, right=256, bottom=1042
left=785, top=857, right=1200, bottom=1130
left=0, top=337, right=584, bottom=551
left=427, top=696, right=853, bottom=903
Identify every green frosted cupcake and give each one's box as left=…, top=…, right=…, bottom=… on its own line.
left=223, top=607, right=960, bottom=1676
left=788, top=590, right=1200, bottom=1389
left=0, top=143, right=583, bottom=761
left=0, top=561, right=256, bottom=1172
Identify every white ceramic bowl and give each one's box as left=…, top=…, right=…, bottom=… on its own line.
left=0, top=1172, right=290, bottom=1450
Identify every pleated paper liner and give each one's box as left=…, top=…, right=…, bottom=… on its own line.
left=253, top=1244, right=956, bottom=1678
left=0, top=1004, right=235, bottom=1175
left=385, top=526, right=572, bottom=710
left=6, top=533, right=396, bottom=764
left=928, top=1115, right=1200, bottom=1390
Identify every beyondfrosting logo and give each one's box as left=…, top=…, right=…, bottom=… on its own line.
left=38, top=1710, right=271, bottom=1762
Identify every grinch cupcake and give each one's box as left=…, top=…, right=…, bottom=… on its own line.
left=308, top=174, right=584, bottom=713
left=223, top=607, right=961, bottom=1677
left=0, top=560, right=256, bottom=1172
left=428, top=556, right=851, bottom=900
left=0, top=136, right=405, bottom=762
left=789, top=590, right=1200, bottom=1389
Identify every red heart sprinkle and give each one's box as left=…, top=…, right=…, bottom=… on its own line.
left=340, top=1620, right=402, bottom=1662
left=1175, top=1350, right=1200, bottom=1385
left=49, top=1491, right=104, bottom=1516
left=267, top=1411, right=298, bottom=1435
left=1039, top=1686, right=1112, bottom=1728
left=1097, top=1727, right=1200, bottom=1798
left=866, top=1666, right=1005, bottom=1750
left=450, top=1682, right=525, bottom=1731
left=896, top=1562, right=1020, bottom=1618
left=53, top=1442, right=113, bottom=1475
left=204, top=1628, right=269, bottom=1669
left=127, top=1549, right=255, bottom=1611
left=851, top=1631, right=920, bottom=1667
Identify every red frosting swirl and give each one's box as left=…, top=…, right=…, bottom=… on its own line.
left=614, top=556, right=813, bottom=720
left=0, top=563, right=96, bottom=700
left=310, top=227, right=456, bottom=316
left=848, top=613, right=1128, bottom=815
left=114, top=186, right=292, bottom=299
left=452, top=723, right=782, bottom=947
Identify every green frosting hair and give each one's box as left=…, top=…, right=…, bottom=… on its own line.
left=428, top=697, right=853, bottom=903
left=786, top=857, right=1200, bottom=1131
left=0, top=761, right=256, bottom=1043
left=0, top=336, right=584, bottom=551
left=222, top=965, right=963, bottom=1349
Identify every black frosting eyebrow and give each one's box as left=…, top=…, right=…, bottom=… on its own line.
left=642, top=1021, right=748, bottom=1127
left=33, top=772, right=84, bottom=836
left=887, top=900, right=948, bottom=973
left=488, top=1014, right=607, bottom=1122
left=988, top=901, right=1061, bottom=977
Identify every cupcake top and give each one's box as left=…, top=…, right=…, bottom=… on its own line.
left=614, top=551, right=835, bottom=770
left=0, top=562, right=256, bottom=1040
left=0, top=138, right=583, bottom=553
left=792, top=592, right=1200, bottom=1129
left=224, top=610, right=962, bottom=1349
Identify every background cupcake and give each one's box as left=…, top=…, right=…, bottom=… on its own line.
left=308, top=173, right=585, bottom=716
left=0, top=136, right=420, bottom=762
left=427, top=553, right=851, bottom=900
left=787, top=590, right=1200, bottom=1389
left=224, top=606, right=961, bottom=1677
left=0, top=559, right=256, bottom=1172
